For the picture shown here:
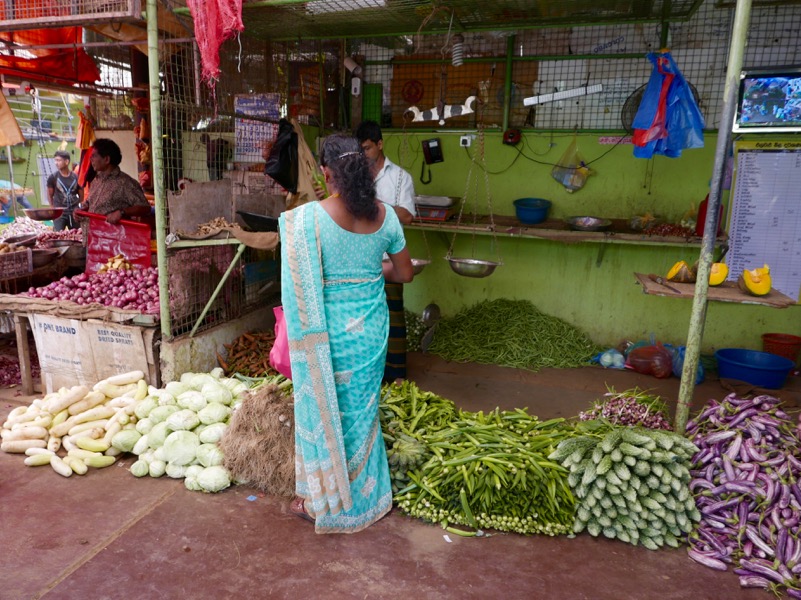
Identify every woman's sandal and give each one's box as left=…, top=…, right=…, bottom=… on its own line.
left=290, top=497, right=315, bottom=523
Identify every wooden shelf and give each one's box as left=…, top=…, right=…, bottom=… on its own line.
left=633, top=272, right=797, bottom=308
left=408, top=215, right=729, bottom=249
left=167, top=237, right=243, bottom=249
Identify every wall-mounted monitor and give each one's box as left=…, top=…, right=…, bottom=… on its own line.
left=734, top=67, right=801, bottom=133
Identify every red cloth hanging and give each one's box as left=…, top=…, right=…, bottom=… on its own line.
left=76, top=148, right=94, bottom=188
left=186, top=0, right=244, bottom=88
left=0, top=27, right=100, bottom=86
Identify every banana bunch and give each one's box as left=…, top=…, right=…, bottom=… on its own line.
left=386, top=430, right=427, bottom=494
left=98, top=254, right=134, bottom=273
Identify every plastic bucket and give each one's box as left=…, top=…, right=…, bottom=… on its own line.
left=761, top=333, right=801, bottom=364
left=715, top=348, right=794, bottom=389
left=513, top=198, right=551, bottom=225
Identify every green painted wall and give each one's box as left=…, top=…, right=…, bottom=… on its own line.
left=382, top=131, right=800, bottom=353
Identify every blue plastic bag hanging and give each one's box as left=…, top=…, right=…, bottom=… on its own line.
left=633, top=52, right=704, bottom=159
left=663, top=344, right=704, bottom=384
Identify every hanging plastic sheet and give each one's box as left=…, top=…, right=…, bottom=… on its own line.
left=0, top=28, right=100, bottom=87
left=632, top=52, right=704, bottom=159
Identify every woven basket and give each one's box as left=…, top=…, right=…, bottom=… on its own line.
left=762, top=333, right=801, bottom=364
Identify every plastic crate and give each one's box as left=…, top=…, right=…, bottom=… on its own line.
left=762, top=333, right=801, bottom=364
left=0, top=247, right=32, bottom=280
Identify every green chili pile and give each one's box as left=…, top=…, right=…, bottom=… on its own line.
left=427, top=299, right=602, bottom=371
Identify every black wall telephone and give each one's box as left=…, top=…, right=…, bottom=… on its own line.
left=421, top=138, right=444, bottom=164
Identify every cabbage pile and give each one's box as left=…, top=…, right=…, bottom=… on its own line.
left=111, top=369, right=248, bottom=493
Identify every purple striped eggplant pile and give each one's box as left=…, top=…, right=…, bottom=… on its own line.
left=686, top=394, right=801, bottom=597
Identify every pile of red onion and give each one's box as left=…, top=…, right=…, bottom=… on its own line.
left=35, top=229, right=83, bottom=247
left=25, top=267, right=160, bottom=314
left=686, top=394, right=800, bottom=596
left=0, top=354, right=40, bottom=387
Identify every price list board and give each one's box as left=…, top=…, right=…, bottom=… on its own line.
left=727, top=141, right=801, bottom=302
left=234, top=94, right=280, bottom=164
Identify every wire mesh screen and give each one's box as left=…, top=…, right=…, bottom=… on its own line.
left=166, top=244, right=278, bottom=337
left=158, top=32, right=285, bottom=338
left=159, top=37, right=295, bottom=195
left=346, top=3, right=801, bottom=132
left=239, top=0, right=702, bottom=41
left=0, top=0, right=142, bottom=30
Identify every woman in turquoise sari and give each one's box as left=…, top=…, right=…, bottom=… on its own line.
left=279, top=134, right=413, bottom=533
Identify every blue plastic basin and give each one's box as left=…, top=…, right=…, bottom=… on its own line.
left=513, top=198, right=551, bottom=225
left=714, top=348, right=794, bottom=389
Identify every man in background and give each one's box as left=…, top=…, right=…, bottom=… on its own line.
left=77, top=138, right=150, bottom=225
left=355, top=120, right=416, bottom=383
left=200, top=133, right=231, bottom=181
left=47, top=150, right=80, bottom=230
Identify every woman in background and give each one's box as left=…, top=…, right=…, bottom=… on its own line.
left=279, top=134, right=413, bottom=533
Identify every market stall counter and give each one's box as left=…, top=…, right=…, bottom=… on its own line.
left=0, top=294, right=159, bottom=395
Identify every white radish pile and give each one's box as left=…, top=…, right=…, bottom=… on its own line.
left=1, top=371, right=149, bottom=477
left=1, top=368, right=250, bottom=494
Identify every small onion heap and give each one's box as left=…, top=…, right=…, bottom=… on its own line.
left=25, top=267, right=159, bottom=314
left=686, top=394, right=801, bottom=596
left=579, top=388, right=672, bottom=431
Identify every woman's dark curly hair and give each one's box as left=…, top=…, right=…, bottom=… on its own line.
left=320, top=134, right=378, bottom=221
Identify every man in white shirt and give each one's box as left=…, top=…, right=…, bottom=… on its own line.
left=355, top=121, right=416, bottom=382
left=356, top=121, right=416, bottom=224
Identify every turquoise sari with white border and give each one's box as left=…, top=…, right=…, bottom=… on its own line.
left=279, top=202, right=404, bottom=533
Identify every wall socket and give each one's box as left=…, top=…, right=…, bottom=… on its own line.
left=459, top=134, right=475, bottom=147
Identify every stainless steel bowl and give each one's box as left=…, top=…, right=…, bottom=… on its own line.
left=3, top=233, right=37, bottom=247
left=567, top=216, right=612, bottom=232
left=31, top=248, right=60, bottom=268
left=25, top=208, right=64, bottom=221
left=446, top=257, right=500, bottom=278
left=49, top=239, right=83, bottom=248
left=411, top=258, right=430, bottom=275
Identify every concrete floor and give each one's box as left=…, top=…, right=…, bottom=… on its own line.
left=1, top=350, right=799, bottom=600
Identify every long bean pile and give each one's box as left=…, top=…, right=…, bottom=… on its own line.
left=426, top=299, right=601, bottom=371
left=686, top=394, right=801, bottom=596
left=394, top=409, right=576, bottom=535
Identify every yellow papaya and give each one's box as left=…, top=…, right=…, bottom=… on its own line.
left=667, top=260, right=696, bottom=283
left=709, top=263, right=728, bottom=286
left=738, top=266, right=771, bottom=296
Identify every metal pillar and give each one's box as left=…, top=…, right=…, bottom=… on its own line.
left=146, top=0, right=172, bottom=339
left=675, top=0, right=753, bottom=434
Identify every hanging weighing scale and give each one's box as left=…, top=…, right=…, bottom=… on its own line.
left=445, top=120, right=502, bottom=278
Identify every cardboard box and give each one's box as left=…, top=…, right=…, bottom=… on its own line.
left=29, top=314, right=159, bottom=393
